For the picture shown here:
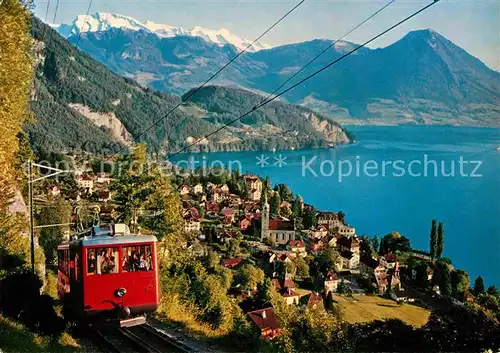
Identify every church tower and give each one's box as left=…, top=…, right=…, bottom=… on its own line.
left=261, top=193, right=270, bottom=241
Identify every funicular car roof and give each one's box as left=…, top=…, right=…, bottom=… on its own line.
left=58, top=234, right=157, bottom=249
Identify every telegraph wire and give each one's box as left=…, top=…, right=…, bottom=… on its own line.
left=43, top=0, right=51, bottom=22
left=108, top=0, right=307, bottom=158
left=167, top=0, right=440, bottom=159
left=52, top=0, right=60, bottom=24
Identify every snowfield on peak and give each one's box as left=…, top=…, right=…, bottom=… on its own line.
left=50, top=12, right=272, bottom=52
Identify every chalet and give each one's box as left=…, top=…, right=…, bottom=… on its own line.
left=211, top=188, right=228, bottom=203
left=324, top=270, right=340, bottom=293
left=380, top=254, right=398, bottom=269
left=325, top=234, right=338, bottom=248
left=240, top=216, right=252, bottom=231
left=193, top=183, right=204, bottom=195
left=220, top=207, right=237, bottom=223
left=337, top=250, right=360, bottom=273
left=96, top=172, right=113, bottom=184
left=311, top=238, right=325, bottom=253
left=337, top=235, right=360, bottom=254
left=337, top=224, right=356, bottom=236
left=184, top=207, right=200, bottom=220
left=301, top=292, right=323, bottom=310
left=360, top=255, right=379, bottom=277
left=179, top=184, right=190, bottom=196
left=205, top=201, right=220, bottom=217
left=375, top=267, right=401, bottom=294
left=244, top=175, right=263, bottom=202
left=184, top=216, right=201, bottom=233
left=317, top=212, right=342, bottom=230
left=228, top=194, right=242, bottom=208
left=287, top=240, right=307, bottom=257
left=310, top=225, right=328, bottom=239
left=282, top=287, right=301, bottom=305
left=223, top=257, right=243, bottom=268
left=247, top=308, right=280, bottom=339
left=98, top=191, right=111, bottom=202
left=77, top=174, right=94, bottom=193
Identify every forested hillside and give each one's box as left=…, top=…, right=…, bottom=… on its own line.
left=27, top=18, right=349, bottom=155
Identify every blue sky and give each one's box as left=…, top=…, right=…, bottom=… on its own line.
left=34, top=0, right=500, bottom=70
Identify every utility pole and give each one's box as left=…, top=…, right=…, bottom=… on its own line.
left=28, top=160, right=35, bottom=273
left=27, top=160, right=69, bottom=273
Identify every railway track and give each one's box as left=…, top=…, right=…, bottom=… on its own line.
left=92, top=323, right=191, bottom=353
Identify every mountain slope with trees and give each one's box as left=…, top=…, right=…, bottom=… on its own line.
left=61, top=18, right=500, bottom=127
left=28, top=18, right=349, bottom=155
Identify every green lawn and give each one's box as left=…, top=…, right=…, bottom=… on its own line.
left=334, top=294, right=430, bottom=327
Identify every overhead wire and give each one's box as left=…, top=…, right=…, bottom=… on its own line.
left=166, top=0, right=440, bottom=159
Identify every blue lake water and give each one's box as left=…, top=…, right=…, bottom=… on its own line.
left=171, top=125, right=500, bottom=286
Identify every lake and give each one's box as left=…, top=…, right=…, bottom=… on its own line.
left=171, top=125, right=500, bottom=287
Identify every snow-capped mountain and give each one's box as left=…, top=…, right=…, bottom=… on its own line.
left=50, top=12, right=271, bottom=52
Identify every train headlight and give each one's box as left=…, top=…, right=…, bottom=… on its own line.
left=116, top=287, right=127, bottom=297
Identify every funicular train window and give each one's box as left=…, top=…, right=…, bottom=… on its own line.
left=122, top=245, right=153, bottom=272
left=87, top=247, right=119, bottom=275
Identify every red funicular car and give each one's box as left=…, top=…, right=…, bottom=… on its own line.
left=57, top=224, right=160, bottom=327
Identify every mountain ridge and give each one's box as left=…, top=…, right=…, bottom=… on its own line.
left=51, top=12, right=271, bottom=52
left=51, top=14, right=500, bottom=127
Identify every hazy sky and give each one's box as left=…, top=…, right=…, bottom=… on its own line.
left=34, top=0, right=500, bottom=70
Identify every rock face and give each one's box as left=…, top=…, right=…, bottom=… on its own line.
left=68, top=103, right=132, bottom=146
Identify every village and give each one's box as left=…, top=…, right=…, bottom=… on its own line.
left=36, top=164, right=464, bottom=340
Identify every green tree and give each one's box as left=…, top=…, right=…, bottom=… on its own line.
left=228, top=239, right=240, bottom=257
left=436, top=222, right=444, bottom=258
left=477, top=293, right=499, bottom=312
left=379, top=231, right=411, bottom=255
left=275, top=184, right=293, bottom=202
left=38, top=200, right=72, bottom=264
left=429, top=219, right=438, bottom=259
left=269, top=192, right=281, bottom=218
left=370, top=235, right=380, bottom=255
left=205, top=250, right=219, bottom=269
left=473, top=276, right=485, bottom=296
left=440, top=265, right=452, bottom=297
left=450, top=269, right=469, bottom=300
left=239, top=264, right=264, bottom=291
left=303, top=208, right=317, bottom=229
left=285, top=261, right=297, bottom=277
left=338, top=211, right=345, bottom=224
left=324, top=291, right=335, bottom=312
left=486, top=285, right=500, bottom=300
left=294, top=256, right=309, bottom=278
left=292, top=195, right=303, bottom=219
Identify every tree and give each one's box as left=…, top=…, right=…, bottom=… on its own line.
left=370, top=236, right=380, bottom=255
left=38, top=200, right=72, bottom=264
left=293, top=256, right=309, bottom=278
left=338, top=211, right=345, bottom=225
left=206, top=227, right=214, bottom=244
left=473, top=276, right=485, bottom=296
left=379, top=232, right=411, bottom=255
left=450, top=269, right=469, bottom=300
left=292, top=195, right=303, bottom=220
left=228, top=239, right=240, bottom=257
left=440, top=265, right=452, bottom=297
left=205, top=250, right=219, bottom=269
left=0, top=0, right=46, bottom=276
left=303, top=208, right=317, bottom=229
left=429, top=220, right=438, bottom=259
left=324, top=291, right=335, bottom=312
left=275, top=184, right=293, bottom=202
left=285, top=261, right=297, bottom=277
left=337, top=279, right=350, bottom=295
left=239, top=264, right=264, bottom=291
left=477, top=293, right=499, bottom=312
left=436, top=222, right=444, bottom=258
left=269, top=192, right=281, bottom=218
left=487, top=285, right=500, bottom=300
